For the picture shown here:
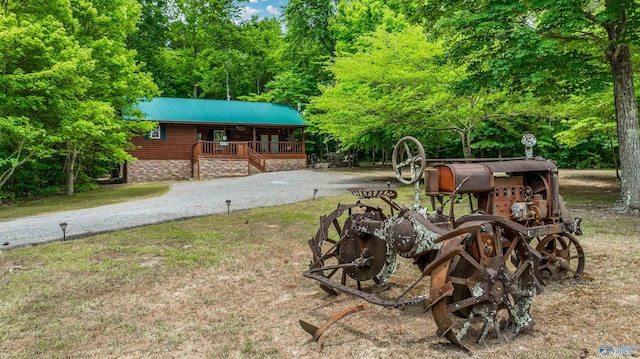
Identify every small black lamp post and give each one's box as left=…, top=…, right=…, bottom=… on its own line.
left=60, top=222, right=68, bottom=241
left=225, top=199, right=231, bottom=214
left=313, top=188, right=318, bottom=200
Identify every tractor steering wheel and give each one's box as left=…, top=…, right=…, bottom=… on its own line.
left=392, top=136, right=426, bottom=185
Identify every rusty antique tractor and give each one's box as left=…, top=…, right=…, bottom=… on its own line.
left=300, top=134, right=584, bottom=350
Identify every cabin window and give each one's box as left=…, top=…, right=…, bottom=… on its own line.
left=213, top=130, right=225, bottom=141
left=150, top=125, right=161, bottom=139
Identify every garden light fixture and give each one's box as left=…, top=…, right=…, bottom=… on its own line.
left=59, top=222, right=68, bottom=241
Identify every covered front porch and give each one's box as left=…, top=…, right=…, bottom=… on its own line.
left=192, top=139, right=306, bottom=176
left=192, top=128, right=307, bottom=179
left=191, top=124, right=306, bottom=178
left=194, top=125, right=304, bottom=152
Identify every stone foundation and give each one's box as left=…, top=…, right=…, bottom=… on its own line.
left=197, top=158, right=249, bottom=179
left=265, top=158, right=307, bottom=172
left=127, top=157, right=308, bottom=183
left=127, top=160, right=192, bottom=183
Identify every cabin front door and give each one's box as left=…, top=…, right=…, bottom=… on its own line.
left=260, top=134, right=279, bottom=153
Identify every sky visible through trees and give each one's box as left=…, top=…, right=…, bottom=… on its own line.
left=238, top=0, right=286, bottom=21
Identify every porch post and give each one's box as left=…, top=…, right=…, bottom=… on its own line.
left=252, top=126, right=257, bottom=151
left=301, top=128, right=306, bottom=154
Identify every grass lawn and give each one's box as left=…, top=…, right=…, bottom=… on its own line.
left=1, top=169, right=638, bottom=358
left=0, top=183, right=170, bottom=221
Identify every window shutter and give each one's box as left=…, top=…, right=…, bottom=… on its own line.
left=161, top=124, right=166, bottom=140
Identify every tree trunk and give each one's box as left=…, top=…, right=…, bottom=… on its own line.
left=461, top=130, right=473, bottom=159
left=609, top=44, right=640, bottom=209
left=225, top=51, right=230, bottom=101
left=192, top=43, right=199, bottom=98
left=65, top=141, right=76, bottom=196
left=607, top=129, right=620, bottom=179
left=193, top=79, right=198, bottom=99
left=372, top=146, right=375, bottom=165
left=0, top=154, right=33, bottom=193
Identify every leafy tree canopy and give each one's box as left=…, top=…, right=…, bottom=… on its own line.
left=308, top=25, right=507, bottom=157
left=402, top=0, right=640, bottom=209
left=1, top=0, right=157, bottom=197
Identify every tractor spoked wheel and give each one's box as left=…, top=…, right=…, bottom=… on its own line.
left=535, top=233, right=585, bottom=284
left=430, top=221, right=541, bottom=348
left=308, top=203, right=389, bottom=295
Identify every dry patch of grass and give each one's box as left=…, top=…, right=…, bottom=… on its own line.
left=1, top=170, right=638, bottom=358
left=559, top=169, right=620, bottom=205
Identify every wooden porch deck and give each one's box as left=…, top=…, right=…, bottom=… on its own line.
left=192, top=140, right=305, bottom=157
left=192, top=140, right=306, bottom=173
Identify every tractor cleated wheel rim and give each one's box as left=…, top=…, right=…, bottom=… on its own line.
left=535, top=233, right=585, bottom=284
left=430, top=221, right=540, bottom=347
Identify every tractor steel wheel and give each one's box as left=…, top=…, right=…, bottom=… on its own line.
left=430, top=221, right=540, bottom=348
left=308, top=203, right=389, bottom=294
left=535, top=233, right=585, bottom=284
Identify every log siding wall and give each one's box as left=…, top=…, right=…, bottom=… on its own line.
left=130, top=124, right=195, bottom=160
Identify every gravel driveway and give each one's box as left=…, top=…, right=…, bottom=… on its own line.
left=0, top=170, right=365, bottom=250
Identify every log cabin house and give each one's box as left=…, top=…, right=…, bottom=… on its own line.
left=126, top=97, right=307, bottom=183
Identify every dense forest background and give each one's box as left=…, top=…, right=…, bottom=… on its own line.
left=1, top=0, right=639, bottom=208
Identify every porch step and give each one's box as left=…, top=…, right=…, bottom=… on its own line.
left=248, top=148, right=266, bottom=172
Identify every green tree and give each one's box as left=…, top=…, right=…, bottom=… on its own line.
left=278, top=0, right=337, bottom=103
left=132, top=1, right=285, bottom=100
left=409, top=0, right=640, bottom=209
left=308, top=26, right=501, bottom=158
left=201, top=17, right=284, bottom=99
left=284, top=0, right=336, bottom=61
left=234, top=17, right=285, bottom=96
left=60, top=0, right=158, bottom=195
left=0, top=117, right=49, bottom=197
left=241, top=70, right=319, bottom=108
left=163, top=0, right=238, bottom=98
left=552, top=91, right=619, bottom=172
left=331, top=0, right=406, bottom=53
left=0, top=1, right=85, bottom=197
left=1, top=0, right=157, bottom=197
left=128, top=0, right=172, bottom=93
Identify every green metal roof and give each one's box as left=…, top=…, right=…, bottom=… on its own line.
left=131, top=97, right=305, bottom=126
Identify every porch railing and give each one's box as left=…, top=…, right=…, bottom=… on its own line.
left=193, top=140, right=304, bottom=159
left=193, top=141, right=248, bottom=158
left=248, top=141, right=303, bottom=154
